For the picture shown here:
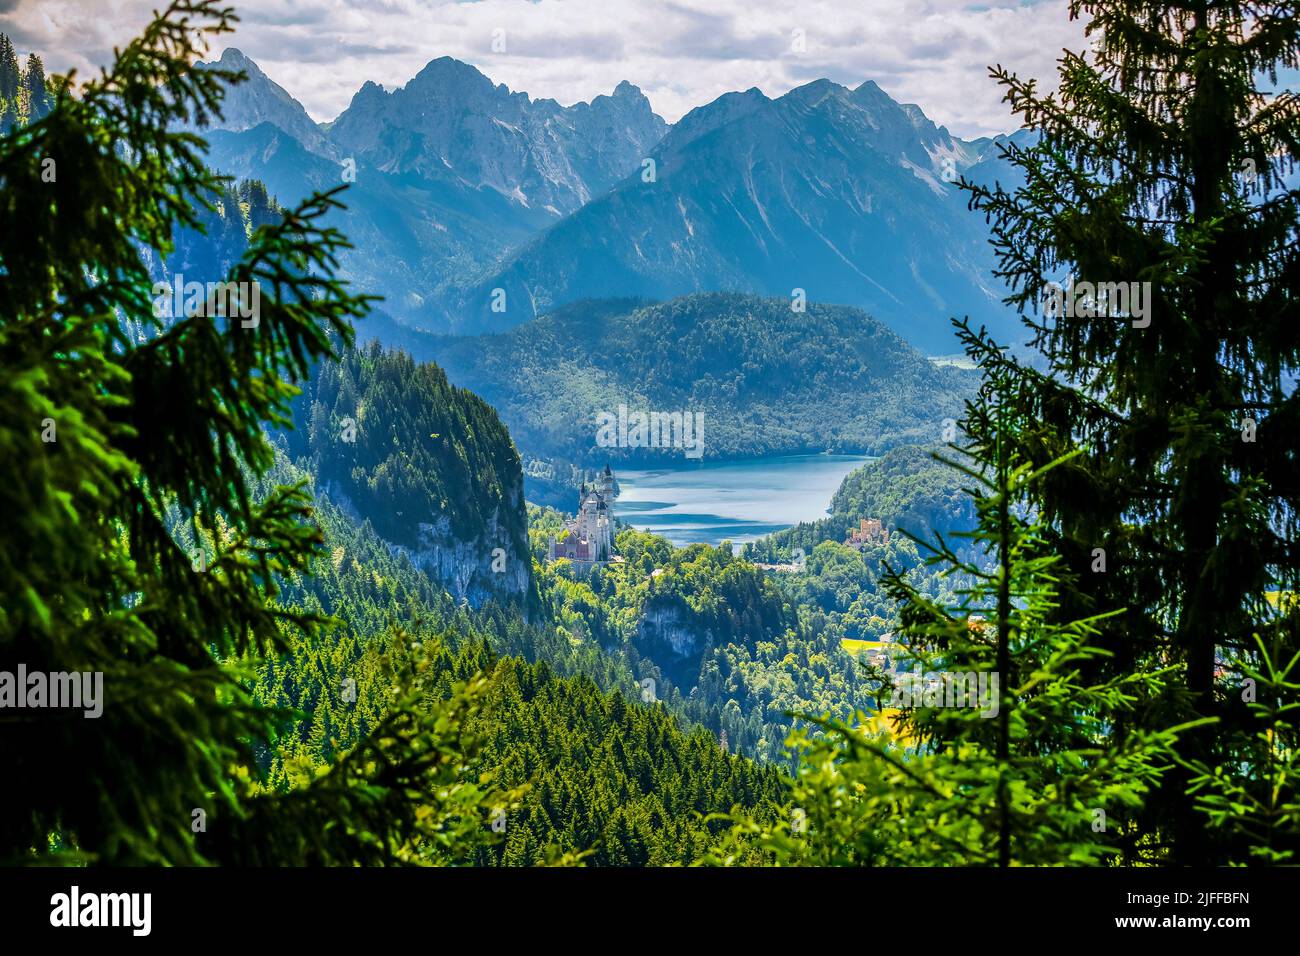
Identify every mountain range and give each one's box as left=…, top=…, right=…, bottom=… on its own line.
left=192, top=48, right=1027, bottom=353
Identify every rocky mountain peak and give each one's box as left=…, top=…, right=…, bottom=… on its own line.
left=327, top=55, right=667, bottom=214
left=407, top=55, right=501, bottom=99
left=215, top=46, right=258, bottom=73
left=195, top=48, right=334, bottom=157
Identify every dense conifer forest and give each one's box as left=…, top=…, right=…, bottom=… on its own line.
left=422, top=293, right=979, bottom=464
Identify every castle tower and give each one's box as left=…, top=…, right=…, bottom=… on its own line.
left=550, top=468, right=617, bottom=566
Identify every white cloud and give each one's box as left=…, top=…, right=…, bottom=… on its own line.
left=1, top=0, right=1086, bottom=137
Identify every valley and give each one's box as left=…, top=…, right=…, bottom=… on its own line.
left=9, top=0, right=1295, bottom=877
left=167, top=36, right=987, bottom=850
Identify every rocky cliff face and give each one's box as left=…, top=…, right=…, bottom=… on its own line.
left=393, top=505, right=531, bottom=609
left=192, top=50, right=669, bottom=330
left=634, top=597, right=706, bottom=685
left=288, top=346, right=535, bottom=612
left=322, top=479, right=531, bottom=610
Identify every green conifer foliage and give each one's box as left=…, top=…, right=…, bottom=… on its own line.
left=707, top=410, right=1184, bottom=866
left=958, top=0, right=1300, bottom=863
left=0, top=1, right=499, bottom=865
left=0, top=34, right=19, bottom=102
left=20, top=52, right=47, bottom=121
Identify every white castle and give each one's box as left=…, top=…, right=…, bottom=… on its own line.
left=549, top=464, right=615, bottom=565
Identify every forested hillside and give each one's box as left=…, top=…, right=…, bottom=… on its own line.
left=136, top=151, right=537, bottom=609
left=284, top=344, right=534, bottom=608
left=162, top=437, right=783, bottom=864
left=245, top=453, right=783, bottom=864
left=258, top=634, right=784, bottom=865
left=424, top=293, right=977, bottom=464
left=531, top=524, right=879, bottom=763
left=745, top=444, right=978, bottom=563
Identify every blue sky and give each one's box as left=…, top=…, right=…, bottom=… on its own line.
left=0, top=0, right=1136, bottom=138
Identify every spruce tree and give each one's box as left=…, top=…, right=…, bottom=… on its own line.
left=0, top=1, right=502, bottom=865
left=0, top=34, right=19, bottom=102
left=20, top=51, right=47, bottom=121
left=705, top=416, right=1182, bottom=867
left=959, top=0, right=1300, bottom=863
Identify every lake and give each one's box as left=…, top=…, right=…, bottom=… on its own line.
left=614, top=454, right=874, bottom=547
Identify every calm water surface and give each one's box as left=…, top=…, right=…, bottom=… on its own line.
left=614, top=454, right=873, bottom=547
